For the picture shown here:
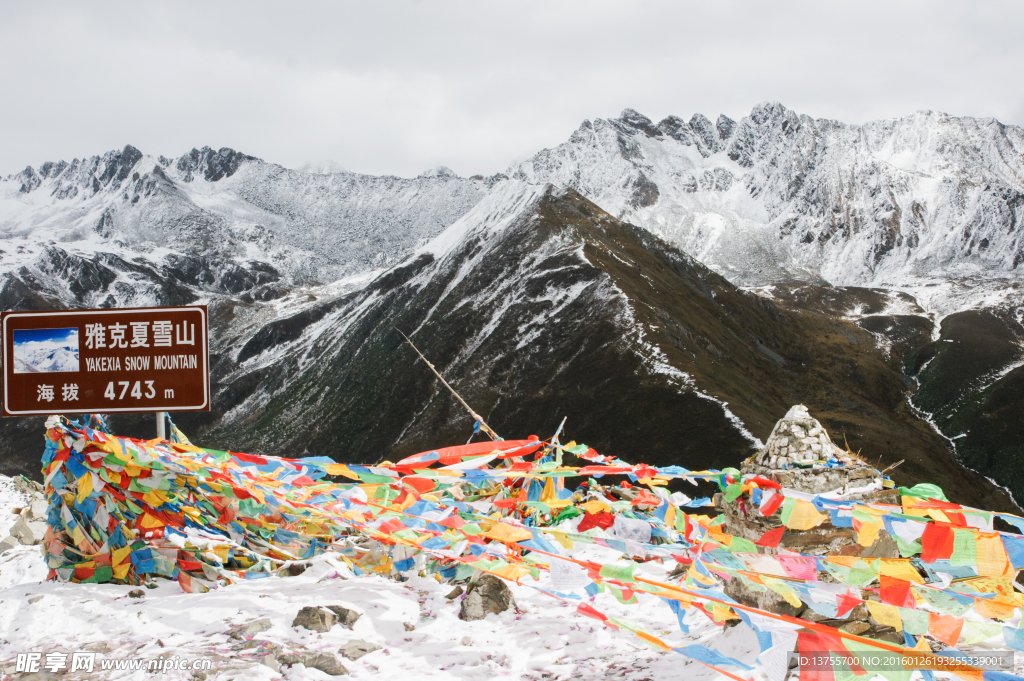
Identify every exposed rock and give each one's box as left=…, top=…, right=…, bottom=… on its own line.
left=9, top=515, right=46, bottom=545
left=128, top=589, right=146, bottom=598
left=403, top=622, right=416, bottom=631
left=13, top=476, right=44, bottom=497
left=0, top=536, right=20, bottom=555
left=742, top=405, right=887, bottom=496
left=340, top=640, right=380, bottom=660
left=280, top=652, right=348, bottom=676
left=460, top=575, right=513, bottom=621
left=446, top=586, right=464, bottom=600
left=28, top=499, right=48, bottom=520
left=722, top=578, right=802, bottom=619
left=229, top=618, right=272, bottom=639
left=287, top=562, right=309, bottom=576
left=720, top=405, right=905, bottom=637
left=28, top=595, right=44, bottom=604
left=261, top=655, right=281, bottom=672
left=293, top=606, right=338, bottom=632
left=840, top=621, right=871, bottom=635
left=859, top=530, right=900, bottom=559
left=324, top=605, right=360, bottom=628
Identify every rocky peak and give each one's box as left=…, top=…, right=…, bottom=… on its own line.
left=14, top=166, right=41, bottom=193
left=716, top=114, right=736, bottom=140
left=688, top=113, right=720, bottom=156
left=174, top=146, right=259, bottom=183
left=617, top=108, right=659, bottom=137
left=418, top=166, right=458, bottom=179
left=96, top=144, right=143, bottom=187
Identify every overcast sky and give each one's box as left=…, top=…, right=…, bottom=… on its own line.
left=2, top=1, right=1022, bottom=178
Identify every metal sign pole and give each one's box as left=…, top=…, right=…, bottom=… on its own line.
left=156, top=411, right=167, bottom=440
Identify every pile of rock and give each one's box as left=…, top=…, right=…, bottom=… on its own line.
left=720, top=405, right=906, bottom=643
left=0, top=476, right=47, bottom=555
left=742, top=405, right=882, bottom=496
left=754, top=404, right=850, bottom=469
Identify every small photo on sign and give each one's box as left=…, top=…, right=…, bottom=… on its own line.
left=12, top=327, right=80, bottom=374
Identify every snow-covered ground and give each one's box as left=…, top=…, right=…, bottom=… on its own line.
left=0, top=477, right=759, bottom=681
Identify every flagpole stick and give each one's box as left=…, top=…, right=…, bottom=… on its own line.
left=395, top=328, right=501, bottom=441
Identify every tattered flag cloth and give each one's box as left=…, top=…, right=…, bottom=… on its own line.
left=37, top=415, right=1024, bottom=680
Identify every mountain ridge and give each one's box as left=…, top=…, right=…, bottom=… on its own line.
left=2, top=105, right=1024, bottom=510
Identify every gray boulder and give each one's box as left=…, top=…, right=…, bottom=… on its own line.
left=13, top=476, right=44, bottom=498
left=460, top=575, right=513, bottom=621
left=340, top=640, right=380, bottom=660
left=280, top=652, right=348, bottom=676
left=293, top=606, right=337, bottom=632
left=10, top=515, right=46, bottom=545
left=28, top=499, right=48, bottom=520
left=0, top=535, right=20, bottom=555
left=325, top=605, right=360, bottom=628
left=229, top=618, right=272, bottom=639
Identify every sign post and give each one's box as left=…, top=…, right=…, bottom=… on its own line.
left=2, top=306, right=210, bottom=430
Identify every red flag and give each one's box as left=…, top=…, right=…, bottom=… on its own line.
left=402, top=477, right=436, bottom=494
left=928, top=612, right=964, bottom=646
left=835, top=590, right=861, bottom=618
left=577, top=603, right=613, bottom=626
left=756, top=526, right=786, bottom=548
left=920, top=523, right=955, bottom=563
left=760, top=491, right=785, bottom=516
left=879, top=575, right=914, bottom=608
left=577, top=512, right=616, bottom=532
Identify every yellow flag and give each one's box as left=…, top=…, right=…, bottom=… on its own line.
left=111, top=546, right=132, bottom=566
left=879, top=559, right=924, bottom=584
left=483, top=523, right=534, bottom=544
left=857, top=520, right=883, bottom=547
left=867, top=601, right=903, bottom=632
left=553, top=532, right=574, bottom=550
left=976, top=534, right=1011, bottom=577
left=787, top=500, right=827, bottom=531
left=580, top=500, right=611, bottom=515
left=76, top=472, right=93, bottom=504
left=140, top=512, right=166, bottom=529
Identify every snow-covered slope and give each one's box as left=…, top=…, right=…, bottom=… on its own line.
left=167, top=180, right=1016, bottom=511
left=0, top=476, right=758, bottom=681
left=12, top=343, right=79, bottom=374
left=2, top=108, right=1023, bottom=509
left=0, top=145, right=493, bottom=308
left=510, top=104, right=1024, bottom=295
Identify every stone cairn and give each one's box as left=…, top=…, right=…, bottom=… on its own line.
left=755, top=404, right=849, bottom=469
left=718, top=405, right=907, bottom=643
left=741, top=405, right=879, bottom=496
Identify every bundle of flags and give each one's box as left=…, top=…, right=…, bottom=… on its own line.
left=37, top=415, right=1024, bottom=680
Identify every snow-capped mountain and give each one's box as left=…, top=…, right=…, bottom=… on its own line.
left=137, top=181, right=1006, bottom=512
left=1, top=145, right=494, bottom=309
left=510, top=104, right=1024, bottom=296
left=12, top=342, right=79, bottom=374
left=1, top=104, right=1023, bottom=509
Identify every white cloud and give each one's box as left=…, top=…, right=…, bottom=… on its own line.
left=1, top=0, right=1022, bottom=177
